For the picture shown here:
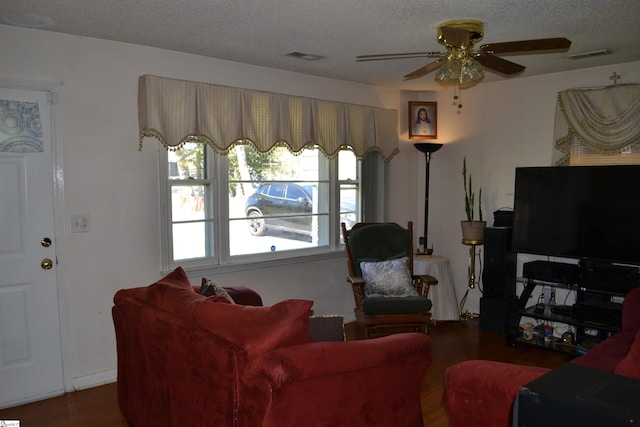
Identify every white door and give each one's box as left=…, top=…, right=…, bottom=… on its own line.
left=0, top=87, right=64, bottom=408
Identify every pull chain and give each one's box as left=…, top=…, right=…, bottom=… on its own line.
left=453, top=85, right=463, bottom=112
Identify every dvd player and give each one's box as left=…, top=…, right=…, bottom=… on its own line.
left=523, top=260, right=580, bottom=284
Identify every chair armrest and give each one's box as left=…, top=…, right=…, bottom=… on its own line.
left=413, top=274, right=438, bottom=298
left=347, top=275, right=366, bottom=308
left=346, top=275, right=365, bottom=286
left=415, top=274, right=438, bottom=286
left=244, top=332, right=431, bottom=387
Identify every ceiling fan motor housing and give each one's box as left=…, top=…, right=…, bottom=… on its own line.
left=437, top=19, right=484, bottom=48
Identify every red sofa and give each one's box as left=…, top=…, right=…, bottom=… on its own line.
left=112, top=267, right=432, bottom=427
left=443, top=287, right=640, bottom=427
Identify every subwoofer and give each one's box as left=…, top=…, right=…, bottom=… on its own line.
left=482, top=227, right=516, bottom=300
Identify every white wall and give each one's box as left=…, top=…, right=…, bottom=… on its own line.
left=2, top=23, right=639, bottom=390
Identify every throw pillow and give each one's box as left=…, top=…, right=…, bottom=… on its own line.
left=200, top=277, right=235, bottom=303
left=360, top=256, right=418, bottom=297
left=613, top=329, right=640, bottom=379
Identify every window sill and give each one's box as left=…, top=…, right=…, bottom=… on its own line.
left=165, top=249, right=345, bottom=277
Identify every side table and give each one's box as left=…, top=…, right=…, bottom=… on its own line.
left=414, top=255, right=459, bottom=321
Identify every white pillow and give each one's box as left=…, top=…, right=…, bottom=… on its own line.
left=360, top=257, right=418, bottom=297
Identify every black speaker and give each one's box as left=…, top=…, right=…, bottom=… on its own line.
left=482, top=227, right=516, bottom=300
left=480, top=297, right=516, bottom=333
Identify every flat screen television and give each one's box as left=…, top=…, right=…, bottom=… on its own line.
left=512, top=165, right=640, bottom=266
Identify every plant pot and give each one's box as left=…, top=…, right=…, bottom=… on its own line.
left=460, top=220, right=486, bottom=243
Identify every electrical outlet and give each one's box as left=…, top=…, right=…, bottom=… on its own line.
left=71, top=214, right=90, bottom=233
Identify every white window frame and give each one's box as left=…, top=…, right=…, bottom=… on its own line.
left=159, top=145, right=370, bottom=273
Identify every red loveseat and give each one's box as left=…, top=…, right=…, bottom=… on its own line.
left=443, top=287, right=640, bottom=427
left=112, top=267, right=432, bottom=427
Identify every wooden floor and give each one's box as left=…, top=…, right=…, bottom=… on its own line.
left=0, top=319, right=571, bottom=427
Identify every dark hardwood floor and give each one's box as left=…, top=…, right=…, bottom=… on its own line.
left=0, top=319, right=570, bottom=426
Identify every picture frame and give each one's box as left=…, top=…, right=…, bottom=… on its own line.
left=408, top=101, right=437, bottom=139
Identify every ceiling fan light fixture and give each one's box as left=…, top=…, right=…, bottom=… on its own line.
left=436, top=56, right=484, bottom=84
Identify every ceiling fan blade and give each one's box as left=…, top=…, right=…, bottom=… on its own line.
left=439, top=26, right=471, bottom=47
left=475, top=53, right=525, bottom=75
left=356, top=52, right=444, bottom=62
left=403, top=59, right=445, bottom=81
left=479, top=37, right=571, bottom=55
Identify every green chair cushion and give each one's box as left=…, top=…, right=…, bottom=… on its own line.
left=361, top=296, right=432, bottom=315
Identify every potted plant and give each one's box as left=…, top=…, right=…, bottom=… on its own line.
left=461, top=157, right=486, bottom=242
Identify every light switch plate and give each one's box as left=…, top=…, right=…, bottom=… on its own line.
left=71, top=214, right=90, bottom=233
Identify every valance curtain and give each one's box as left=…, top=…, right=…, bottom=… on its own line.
left=138, top=74, right=399, bottom=161
left=553, top=84, right=640, bottom=165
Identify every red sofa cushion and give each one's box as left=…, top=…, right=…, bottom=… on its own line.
left=623, top=288, right=640, bottom=332
left=141, top=266, right=200, bottom=311
left=571, top=330, right=637, bottom=372
left=614, top=329, right=640, bottom=379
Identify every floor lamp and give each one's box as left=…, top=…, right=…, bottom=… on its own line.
left=414, top=143, right=443, bottom=255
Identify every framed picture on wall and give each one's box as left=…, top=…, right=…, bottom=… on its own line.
left=408, top=101, right=437, bottom=139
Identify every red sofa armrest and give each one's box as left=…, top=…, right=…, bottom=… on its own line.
left=444, top=360, right=550, bottom=427
left=244, top=333, right=431, bottom=427
left=223, top=285, right=263, bottom=306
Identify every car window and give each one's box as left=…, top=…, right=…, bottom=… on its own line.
left=287, top=185, right=308, bottom=201
left=268, top=183, right=286, bottom=198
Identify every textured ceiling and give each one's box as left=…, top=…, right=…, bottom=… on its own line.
left=2, top=0, right=639, bottom=91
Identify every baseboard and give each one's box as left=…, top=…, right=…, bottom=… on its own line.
left=73, top=369, right=117, bottom=391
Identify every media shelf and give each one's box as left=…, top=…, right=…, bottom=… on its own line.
left=507, top=261, right=630, bottom=356
left=511, top=334, right=577, bottom=355
left=518, top=305, right=575, bottom=325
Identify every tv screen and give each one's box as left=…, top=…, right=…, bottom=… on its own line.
left=512, top=165, right=640, bottom=266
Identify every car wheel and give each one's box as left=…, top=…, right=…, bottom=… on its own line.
left=247, top=210, right=267, bottom=236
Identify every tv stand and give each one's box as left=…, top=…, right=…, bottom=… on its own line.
left=506, top=260, right=635, bottom=356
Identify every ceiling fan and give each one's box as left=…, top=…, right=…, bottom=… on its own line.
left=357, top=19, right=571, bottom=85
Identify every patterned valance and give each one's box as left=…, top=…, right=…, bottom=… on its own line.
left=138, top=75, right=399, bottom=161
left=553, top=84, right=640, bottom=165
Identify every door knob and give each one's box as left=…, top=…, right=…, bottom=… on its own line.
left=41, top=258, right=54, bottom=270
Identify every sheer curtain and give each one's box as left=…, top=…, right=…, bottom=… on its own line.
left=553, top=84, right=640, bottom=165
left=138, top=74, right=399, bottom=161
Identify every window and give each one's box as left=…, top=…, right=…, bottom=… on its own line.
left=162, top=142, right=362, bottom=269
